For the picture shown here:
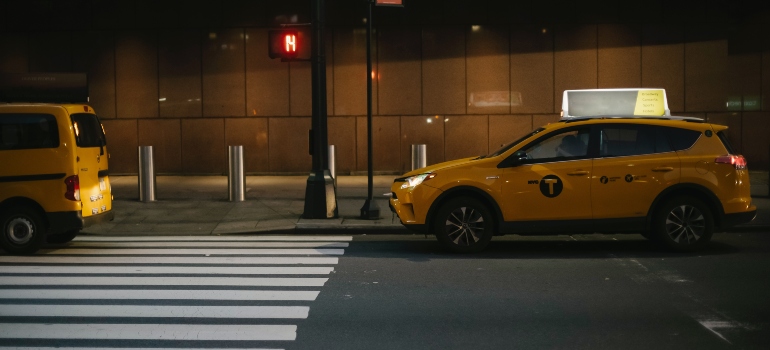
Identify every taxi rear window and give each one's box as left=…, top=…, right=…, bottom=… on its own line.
left=665, top=127, right=701, bottom=151
left=0, top=113, right=59, bottom=150
left=70, top=113, right=106, bottom=148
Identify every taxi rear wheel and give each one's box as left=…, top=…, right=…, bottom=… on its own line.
left=651, top=196, right=713, bottom=251
left=0, top=206, right=47, bottom=255
left=432, top=197, right=494, bottom=253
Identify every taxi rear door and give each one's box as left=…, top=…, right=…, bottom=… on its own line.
left=591, top=124, right=679, bottom=227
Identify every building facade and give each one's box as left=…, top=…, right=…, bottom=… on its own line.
left=1, top=0, right=769, bottom=174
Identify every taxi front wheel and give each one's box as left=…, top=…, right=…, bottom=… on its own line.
left=651, top=196, right=713, bottom=251
left=0, top=206, right=47, bottom=255
left=432, top=197, right=494, bottom=253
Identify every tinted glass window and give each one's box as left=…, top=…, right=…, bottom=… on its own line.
left=521, top=127, right=590, bottom=162
left=599, top=125, right=671, bottom=157
left=70, top=113, right=106, bottom=148
left=716, top=130, right=735, bottom=153
left=0, top=113, right=59, bottom=150
left=665, top=127, right=701, bottom=151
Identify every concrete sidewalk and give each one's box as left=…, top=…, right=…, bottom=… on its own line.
left=81, top=172, right=770, bottom=236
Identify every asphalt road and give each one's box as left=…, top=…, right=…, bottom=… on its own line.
left=293, top=232, right=770, bottom=350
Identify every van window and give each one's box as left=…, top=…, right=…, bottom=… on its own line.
left=0, top=113, right=59, bottom=150
left=70, top=113, right=106, bottom=148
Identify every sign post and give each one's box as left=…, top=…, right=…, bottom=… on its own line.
left=360, top=0, right=404, bottom=220
left=302, top=0, right=338, bottom=219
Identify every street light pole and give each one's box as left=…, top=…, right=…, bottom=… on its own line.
left=360, top=0, right=380, bottom=220
left=303, top=0, right=338, bottom=219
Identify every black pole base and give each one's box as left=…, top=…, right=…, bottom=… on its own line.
left=360, top=198, right=381, bottom=220
left=303, top=170, right=338, bottom=219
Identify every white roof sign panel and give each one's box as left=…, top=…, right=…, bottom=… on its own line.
left=561, top=88, right=669, bottom=119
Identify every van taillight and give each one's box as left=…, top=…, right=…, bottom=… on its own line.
left=64, top=175, right=80, bottom=201
left=715, top=154, right=747, bottom=170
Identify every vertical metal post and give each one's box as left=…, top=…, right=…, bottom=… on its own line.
left=303, top=0, right=338, bottom=219
left=138, top=146, right=156, bottom=202
left=412, top=144, right=427, bottom=170
left=328, top=144, right=337, bottom=188
left=360, top=0, right=380, bottom=220
left=228, top=145, right=245, bottom=202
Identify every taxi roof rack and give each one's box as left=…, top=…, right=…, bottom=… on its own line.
left=562, top=115, right=705, bottom=123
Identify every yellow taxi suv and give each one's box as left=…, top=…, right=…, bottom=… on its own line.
left=390, top=88, right=756, bottom=253
left=0, top=73, right=113, bottom=254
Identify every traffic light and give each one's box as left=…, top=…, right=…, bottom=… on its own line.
left=268, top=29, right=300, bottom=60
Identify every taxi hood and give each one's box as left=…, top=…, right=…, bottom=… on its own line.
left=399, top=156, right=479, bottom=178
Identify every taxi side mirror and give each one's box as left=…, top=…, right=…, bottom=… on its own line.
left=497, top=151, right=529, bottom=168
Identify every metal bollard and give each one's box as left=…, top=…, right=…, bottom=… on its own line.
left=411, top=144, right=427, bottom=170
left=228, top=145, right=245, bottom=202
left=138, top=146, right=156, bottom=202
left=328, top=144, right=337, bottom=188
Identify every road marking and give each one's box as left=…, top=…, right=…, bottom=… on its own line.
left=0, top=305, right=310, bottom=318
left=0, top=256, right=339, bottom=264
left=0, top=289, right=320, bottom=300
left=74, top=235, right=352, bottom=242
left=0, top=323, right=297, bottom=340
left=38, top=248, right=345, bottom=255
left=0, top=276, right=328, bottom=286
left=0, top=266, right=334, bottom=275
left=0, top=348, right=283, bottom=350
left=66, top=241, right=349, bottom=248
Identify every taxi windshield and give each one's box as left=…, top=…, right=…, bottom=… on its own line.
left=484, top=127, right=544, bottom=158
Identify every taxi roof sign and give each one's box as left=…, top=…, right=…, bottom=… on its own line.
left=561, top=88, right=670, bottom=120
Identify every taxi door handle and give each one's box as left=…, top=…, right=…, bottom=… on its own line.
left=652, top=167, right=674, bottom=172
left=567, top=170, right=589, bottom=176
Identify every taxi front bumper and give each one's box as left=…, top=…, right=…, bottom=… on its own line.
left=389, top=182, right=442, bottom=230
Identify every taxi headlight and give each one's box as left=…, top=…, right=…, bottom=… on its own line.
left=400, top=173, right=436, bottom=190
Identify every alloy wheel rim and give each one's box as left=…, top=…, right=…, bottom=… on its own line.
left=7, top=217, right=34, bottom=245
left=665, top=204, right=705, bottom=245
left=444, top=206, right=485, bottom=246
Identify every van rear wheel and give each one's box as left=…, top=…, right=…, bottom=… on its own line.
left=0, top=207, right=47, bottom=255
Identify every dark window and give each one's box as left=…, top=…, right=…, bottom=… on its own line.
left=716, top=130, right=735, bottom=153
left=665, top=127, right=702, bottom=151
left=520, top=127, right=591, bottom=162
left=0, top=113, right=59, bottom=150
left=599, top=125, right=671, bottom=157
left=70, top=113, right=106, bottom=148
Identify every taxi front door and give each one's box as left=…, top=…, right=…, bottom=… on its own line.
left=498, top=127, right=593, bottom=230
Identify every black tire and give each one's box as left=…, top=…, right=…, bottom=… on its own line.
left=432, top=197, right=494, bottom=253
left=651, top=196, right=713, bottom=252
left=47, top=229, right=80, bottom=244
left=0, top=206, right=48, bottom=255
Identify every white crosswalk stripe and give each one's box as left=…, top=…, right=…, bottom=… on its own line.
left=0, top=234, right=350, bottom=349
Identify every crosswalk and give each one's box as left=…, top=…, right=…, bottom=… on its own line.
left=0, top=234, right=352, bottom=349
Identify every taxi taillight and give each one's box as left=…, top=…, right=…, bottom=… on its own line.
left=64, top=175, right=80, bottom=201
left=715, top=154, right=747, bottom=170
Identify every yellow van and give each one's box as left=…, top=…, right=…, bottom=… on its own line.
left=0, top=74, right=113, bottom=254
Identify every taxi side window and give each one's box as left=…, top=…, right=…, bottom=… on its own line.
left=522, top=128, right=589, bottom=162
left=666, top=127, right=701, bottom=151
left=0, top=113, right=59, bottom=150
left=599, top=125, right=671, bottom=157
